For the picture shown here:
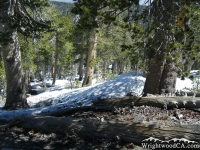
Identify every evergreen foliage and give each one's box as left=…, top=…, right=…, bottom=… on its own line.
left=0, top=0, right=52, bottom=43
left=50, top=1, right=74, bottom=15
left=19, top=4, right=75, bottom=81
left=0, top=0, right=200, bottom=109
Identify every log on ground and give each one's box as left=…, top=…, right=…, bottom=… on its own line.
left=39, top=106, right=113, bottom=117
left=8, top=116, right=200, bottom=144
left=93, top=96, right=200, bottom=109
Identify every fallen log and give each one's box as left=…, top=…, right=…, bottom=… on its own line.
left=0, top=105, right=114, bottom=122
left=6, top=116, right=200, bottom=144
left=93, top=96, right=200, bottom=109
left=179, top=91, right=200, bottom=97
left=39, top=106, right=113, bottom=117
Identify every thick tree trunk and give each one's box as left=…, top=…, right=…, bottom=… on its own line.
left=1, top=31, right=28, bottom=109
left=0, top=1, right=27, bottom=109
left=159, top=61, right=177, bottom=94
left=143, top=61, right=165, bottom=95
left=82, top=28, right=98, bottom=86
left=143, top=0, right=179, bottom=96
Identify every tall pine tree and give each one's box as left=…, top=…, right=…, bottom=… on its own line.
left=0, top=0, right=51, bottom=109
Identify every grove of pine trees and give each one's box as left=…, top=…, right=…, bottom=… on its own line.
left=0, top=0, right=200, bottom=110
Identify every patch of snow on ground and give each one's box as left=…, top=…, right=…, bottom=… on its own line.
left=176, top=78, right=193, bottom=91
left=27, top=72, right=145, bottom=107
left=0, top=72, right=194, bottom=121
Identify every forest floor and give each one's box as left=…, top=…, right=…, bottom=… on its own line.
left=0, top=97, right=200, bottom=150
left=0, top=123, right=147, bottom=150
left=0, top=113, right=148, bottom=150
left=0, top=110, right=149, bottom=150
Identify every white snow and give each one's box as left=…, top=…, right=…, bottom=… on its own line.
left=175, top=78, right=193, bottom=91
left=0, top=72, right=194, bottom=121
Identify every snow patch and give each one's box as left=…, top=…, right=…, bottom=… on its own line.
left=0, top=72, right=195, bottom=121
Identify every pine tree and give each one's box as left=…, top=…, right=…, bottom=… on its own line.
left=71, top=0, right=104, bottom=86
left=47, top=9, right=74, bottom=86
left=143, top=0, right=200, bottom=95
left=0, top=0, right=51, bottom=109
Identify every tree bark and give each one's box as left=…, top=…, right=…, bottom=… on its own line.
left=93, top=96, right=200, bottom=109
left=10, top=116, right=200, bottom=144
left=78, top=55, right=84, bottom=81
left=82, top=28, right=98, bottom=86
left=0, top=2, right=27, bottom=109
left=112, top=60, right=118, bottom=73
left=143, top=61, right=165, bottom=95
left=143, top=0, right=182, bottom=96
left=42, top=63, right=46, bottom=88
left=159, top=62, right=177, bottom=94
left=1, top=31, right=28, bottom=109
left=52, top=32, right=59, bottom=86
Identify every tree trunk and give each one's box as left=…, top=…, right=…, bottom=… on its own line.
left=102, top=59, right=107, bottom=73
left=118, top=61, right=124, bottom=74
left=78, top=55, right=84, bottom=81
left=159, top=61, right=177, bottom=94
left=52, top=32, right=59, bottom=86
left=57, top=66, right=62, bottom=79
left=143, top=61, right=165, bottom=95
left=143, top=0, right=180, bottom=96
left=192, top=61, right=200, bottom=70
left=42, top=63, right=46, bottom=88
left=82, top=28, right=98, bottom=86
left=24, top=69, right=31, bottom=91
left=0, top=1, right=27, bottom=109
left=74, top=55, right=79, bottom=77
left=112, top=60, right=118, bottom=73
left=27, top=69, right=30, bottom=91
left=1, top=31, right=28, bottom=109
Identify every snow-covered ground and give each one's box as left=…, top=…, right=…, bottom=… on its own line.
left=0, top=72, right=194, bottom=121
